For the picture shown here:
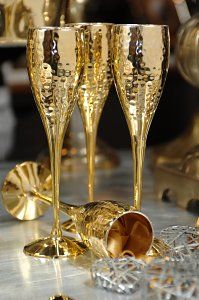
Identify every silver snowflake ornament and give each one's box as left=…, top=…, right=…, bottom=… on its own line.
left=91, top=257, right=145, bottom=294
left=143, top=258, right=199, bottom=299
left=158, top=226, right=199, bottom=260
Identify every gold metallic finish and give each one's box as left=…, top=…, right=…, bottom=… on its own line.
left=0, top=0, right=70, bottom=46
left=154, top=14, right=199, bottom=212
left=65, top=200, right=153, bottom=258
left=154, top=147, right=199, bottom=212
left=49, top=296, right=73, bottom=300
left=25, top=26, right=83, bottom=258
left=24, top=236, right=85, bottom=259
left=30, top=195, right=154, bottom=258
left=148, top=237, right=170, bottom=258
left=153, top=113, right=199, bottom=166
left=112, top=24, right=170, bottom=210
left=1, top=162, right=154, bottom=258
left=61, top=219, right=76, bottom=233
left=1, top=161, right=51, bottom=221
left=175, top=14, right=199, bottom=88
left=70, top=23, right=113, bottom=202
left=1, top=160, right=77, bottom=233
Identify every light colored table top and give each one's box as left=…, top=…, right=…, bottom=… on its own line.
left=0, top=152, right=197, bottom=300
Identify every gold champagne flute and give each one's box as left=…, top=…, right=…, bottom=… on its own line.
left=112, top=24, right=170, bottom=210
left=24, top=26, right=85, bottom=258
left=72, top=23, right=113, bottom=202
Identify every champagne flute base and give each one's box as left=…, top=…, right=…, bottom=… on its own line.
left=24, top=236, right=86, bottom=259
left=49, top=295, right=73, bottom=300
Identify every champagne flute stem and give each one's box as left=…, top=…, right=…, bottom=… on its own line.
left=131, top=135, right=146, bottom=211
left=86, top=129, right=97, bottom=202
left=33, top=191, right=77, bottom=215
left=49, top=137, right=62, bottom=239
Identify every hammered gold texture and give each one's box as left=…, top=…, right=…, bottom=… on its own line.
left=68, top=200, right=153, bottom=258
left=112, top=25, right=170, bottom=210
left=76, top=23, right=113, bottom=128
left=73, top=200, right=130, bottom=258
left=70, top=23, right=113, bottom=202
left=25, top=27, right=84, bottom=258
left=27, top=27, right=82, bottom=139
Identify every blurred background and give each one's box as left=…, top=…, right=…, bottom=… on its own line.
left=0, top=0, right=198, bottom=161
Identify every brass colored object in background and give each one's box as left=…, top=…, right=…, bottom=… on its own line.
left=175, top=13, right=199, bottom=88
left=153, top=113, right=199, bottom=166
left=112, top=24, right=170, bottom=210
left=153, top=14, right=199, bottom=166
left=38, top=132, right=120, bottom=172
left=1, top=161, right=154, bottom=259
left=153, top=14, right=199, bottom=212
left=154, top=13, right=199, bottom=165
left=25, top=26, right=84, bottom=258
left=0, top=0, right=70, bottom=46
left=154, top=146, right=199, bottom=214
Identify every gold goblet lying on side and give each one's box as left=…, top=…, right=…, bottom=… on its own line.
left=1, top=161, right=154, bottom=258
left=24, top=26, right=84, bottom=258
left=112, top=24, right=170, bottom=211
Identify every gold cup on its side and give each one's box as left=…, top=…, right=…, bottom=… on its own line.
left=1, top=161, right=154, bottom=258
left=69, top=200, right=154, bottom=258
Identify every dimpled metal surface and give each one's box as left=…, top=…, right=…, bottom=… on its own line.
left=77, top=23, right=113, bottom=126
left=112, top=25, right=170, bottom=210
left=27, top=27, right=82, bottom=136
left=72, top=23, right=113, bottom=202
left=70, top=200, right=153, bottom=258
left=25, top=27, right=84, bottom=258
left=71, top=200, right=131, bottom=257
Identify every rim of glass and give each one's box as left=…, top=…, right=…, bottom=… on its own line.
left=114, top=24, right=168, bottom=28
left=28, top=23, right=114, bottom=31
left=105, top=210, right=154, bottom=249
left=66, top=22, right=114, bottom=26
left=28, top=26, right=80, bottom=31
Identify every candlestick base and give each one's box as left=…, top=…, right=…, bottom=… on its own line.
left=24, top=236, right=86, bottom=258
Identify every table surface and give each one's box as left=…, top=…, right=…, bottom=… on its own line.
left=0, top=152, right=197, bottom=300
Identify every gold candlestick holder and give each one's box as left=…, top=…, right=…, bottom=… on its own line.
left=1, top=161, right=154, bottom=258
